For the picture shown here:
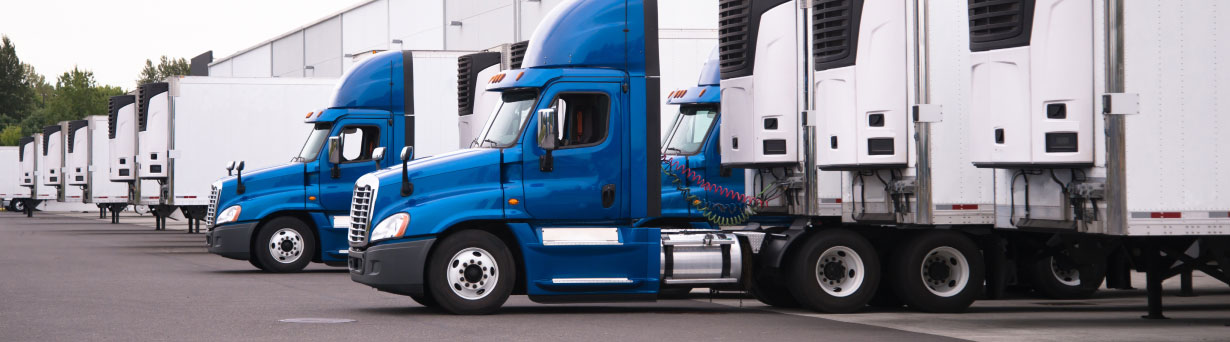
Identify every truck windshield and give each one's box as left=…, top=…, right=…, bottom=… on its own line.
left=293, top=123, right=332, bottom=162
left=475, top=90, right=538, bottom=148
left=663, top=105, right=718, bottom=155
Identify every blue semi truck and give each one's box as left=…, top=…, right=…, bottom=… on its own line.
left=205, top=50, right=471, bottom=272
left=344, top=0, right=772, bottom=314
left=654, top=47, right=747, bottom=228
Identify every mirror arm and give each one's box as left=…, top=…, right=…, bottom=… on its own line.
left=539, top=150, right=553, bottom=172
left=235, top=170, right=245, bottom=195
left=400, top=158, right=413, bottom=197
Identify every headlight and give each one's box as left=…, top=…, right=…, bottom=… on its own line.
left=216, top=205, right=242, bottom=224
left=369, top=212, right=410, bottom=242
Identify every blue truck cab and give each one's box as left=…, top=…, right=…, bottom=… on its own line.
left=347, top=0, right=686, bottom=314
left=205, top=51, right=417, bottom=272
left=655, top=47, right=747, bottom=228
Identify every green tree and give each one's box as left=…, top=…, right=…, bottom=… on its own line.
left=24, top=63, right=52, bottom=107
left=19, top=67, right=123, bottom=134
left=0, top=125, right=21, bottom=146
left=136, top=55, right=190, bottom=86
left=0, top=36, right=34, bottom=126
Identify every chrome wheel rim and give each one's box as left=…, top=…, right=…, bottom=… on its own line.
left=1050, top=256, right=1081, bottom=287
left=814, top=246, right=865, bottom=298
left=268, top=228, right=304, bottom=264
left=446, top=247, right=498, bottom=300
left=920, top=246, right=969, bottom=297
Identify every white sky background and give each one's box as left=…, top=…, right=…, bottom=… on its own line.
left=0, top=0, right=363, bottom=90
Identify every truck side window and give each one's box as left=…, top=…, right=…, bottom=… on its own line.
left=550, top=93, right=610, bottom=149
left=340, top=126, right=380, bottom=162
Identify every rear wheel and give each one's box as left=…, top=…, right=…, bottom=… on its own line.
left=427, top=230, right=515, bottom=315
left=1028, top=253, right=1105, bottom=299
left=787, top=229, right=880, bottom=313
left=253, top=217, right=315, bottom=273
left=892, top=231, right=984, bottom=313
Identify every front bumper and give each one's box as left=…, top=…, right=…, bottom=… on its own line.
left=349, top=238, right=435, bottom=297
left=206, top=222, right=257, bottom=260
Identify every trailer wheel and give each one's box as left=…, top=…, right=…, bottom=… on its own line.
left=786, top=229, right=880, bottom=313
left=427, top=230, right=515, bottom=315
left=892, top=231, right=984, bottom=313
left=253, top=217, right=315, bottom=273
left=1029, top=254, right=1104, bottom=299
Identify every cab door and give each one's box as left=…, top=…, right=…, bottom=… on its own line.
left=317, top=119, right=388, bottom=214
left=521, top=82, right=624, bottom=220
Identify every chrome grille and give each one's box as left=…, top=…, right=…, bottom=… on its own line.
left=349, top=185, right=374, bottom=245
left=205, top=185, right=220, bottom=226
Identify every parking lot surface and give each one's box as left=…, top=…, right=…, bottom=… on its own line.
left=1, top=212, right=1227, bottom=341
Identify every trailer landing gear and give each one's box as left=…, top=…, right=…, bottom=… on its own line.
left=179, top=206, right=208, bottom=234
left=1133, top=237, right=1230, bottom=319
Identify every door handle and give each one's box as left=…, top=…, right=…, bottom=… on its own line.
left=601, top=184, right=615, bottom=208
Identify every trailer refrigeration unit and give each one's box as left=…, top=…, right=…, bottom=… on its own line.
left=1, top=146, right=29, bottom=212
left=64, top=115, right=131, bottom=222
left=133, top=77, right=337, bottom=232
left=17, top=134, right=55, bottom=217
left=205, top=50, right=472, bottom=273
left=967, top=0, right=1230, bottom=317
left=39, top=124, right=65, bottom=203
left=107, top=94, right=140, bottom=222
left=61, top=119, right=91, bottom=205
left=457, top=41, right=528, bottom=149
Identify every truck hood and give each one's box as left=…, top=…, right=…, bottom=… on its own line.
left=214, top=162, right=305, bottom=218
left=363, top=148, right=503, bottom=239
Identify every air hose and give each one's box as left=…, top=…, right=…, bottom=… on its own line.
left=661, top=156, right=763, bottom=225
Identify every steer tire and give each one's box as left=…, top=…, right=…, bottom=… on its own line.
left=253, top=217, right=315, bottom=273
left=427, top=230, right=515, bottom=315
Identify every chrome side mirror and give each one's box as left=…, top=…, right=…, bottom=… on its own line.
left=327, top=136, right=342, bottom=165
left=537, top=108, right=558, bottom=151
left=371, top=147, right=386, bottom=164
left=400, top=146, right=414, bottom=162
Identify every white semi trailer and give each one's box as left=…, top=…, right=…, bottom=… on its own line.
left=0, top=146, right=29, bottom=211
left=713, top=0, right=1227, bottom=316
left=16, top=134, right=55, bottom=216
left=134, top=76, right=337, bottom=232
left=62, top=115, right=131, bottom=222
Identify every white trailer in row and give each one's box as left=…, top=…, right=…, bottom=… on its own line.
left=714, top=0, right=1227, bottom=316
left=59, top=116, right=133, bottom=222
left=0, top=146, right=29, bottom=212
left=132, top=76, right=336, bottom=231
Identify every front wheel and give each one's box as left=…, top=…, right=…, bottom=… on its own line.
left=787, top=229, right=881, bottom=313
left=891, top=231, right=984, bottom=313
left=253, top=217, right=316, bottom=273
left=427, top=230, right=515, bottom=315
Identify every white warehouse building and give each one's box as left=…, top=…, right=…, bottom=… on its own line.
left=206, top=0, right=718, bottom=130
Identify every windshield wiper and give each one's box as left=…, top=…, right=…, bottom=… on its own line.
left=482, top=139, right=500, bottom=148
left=664, top=147, right=683, bottom=154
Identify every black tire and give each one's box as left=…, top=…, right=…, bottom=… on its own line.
left=427, top=230, right=515, bottom=315
left=248, top=257, right=267, bottom=271
left=891, top=231, right=984, bottom=313
left=253, top=217, right=315, bottom=273
left=1028, top=254, right=1105, bottom=299
left=749, top=273, right=799, bottom=308
left=410, top=292, right=438, bottom=308
left=658, top=287, right=694, bottom=299
left=786, top=229, right=881, bottom=313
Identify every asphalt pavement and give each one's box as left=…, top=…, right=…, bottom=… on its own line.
left=0, top=211, right=1227, bottom=341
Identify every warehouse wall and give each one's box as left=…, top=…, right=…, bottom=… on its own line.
left=304, top=16, right=343, bottom=77
left=272, top=31, right=305, bottom=78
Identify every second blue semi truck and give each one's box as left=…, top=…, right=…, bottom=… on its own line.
left=205, top=50, right=471, bottom=272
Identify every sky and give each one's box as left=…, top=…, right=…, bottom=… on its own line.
left=0, top=0, right=363, bottom=90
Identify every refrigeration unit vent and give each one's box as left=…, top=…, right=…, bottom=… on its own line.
left=42, top=125, right=60, bottom=155
left=509, top=40, right=529, bottom=69
left=717, top=0, right=752, bottom=75
left=457, top=52, right=501, bottom=117
left=18, top=137, right=33, bottom=161
left=968, top=0, right=1035, bottom=52
left=812, top=0, right=864, bottom=71
left=107, top=95, right=134, bottom=139
left=136, top=82, right=168, bottom=132
left=66, top=120, right=88, bottom=153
